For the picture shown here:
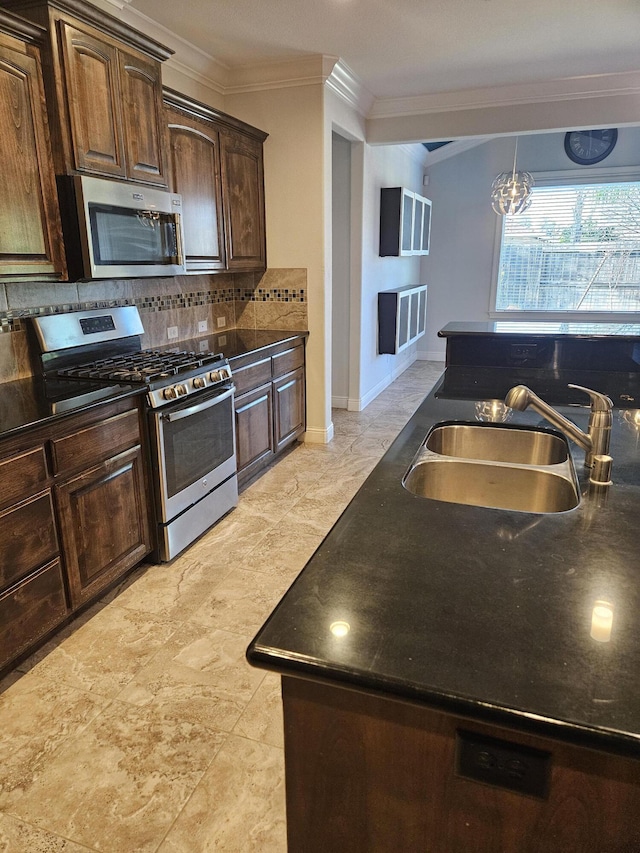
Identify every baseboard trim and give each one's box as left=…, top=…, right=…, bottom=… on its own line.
left=347, top=353, right=416, bottom=412
left=416, top=350, right=446, bottom=361
left=304, top=423, right=334, bottom=444
left=331, top=395, right=349, bottom=409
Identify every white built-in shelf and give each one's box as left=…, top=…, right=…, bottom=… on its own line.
left=378, top=284, right=427, bottom=354
left=379, top=187, right=432, bottom=257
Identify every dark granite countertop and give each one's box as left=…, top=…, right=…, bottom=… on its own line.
left=440, top=321, right=640, bottom=339
left=0, top=376, right=142, bottom=441
left=247, top=366, right=640, bottom=758
left=161, top=328, right=307, bottom=362
left=0, top=329, right=307, bottom=441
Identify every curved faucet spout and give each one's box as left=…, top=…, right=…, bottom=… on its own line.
left=504, top=384, right=612, bottom=469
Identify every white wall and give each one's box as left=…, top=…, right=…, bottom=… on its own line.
left=419, top=127, right=640, bottom=360
left=324, top=91, right=430, bottom=412
left=225, top=85, right=330, bottom=440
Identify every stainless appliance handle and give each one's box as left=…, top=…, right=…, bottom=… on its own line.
left=174, top=212, right=185, bottom=266
left=161, top=385, right=234, bottom=422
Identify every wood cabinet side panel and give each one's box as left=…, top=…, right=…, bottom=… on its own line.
left=282, top=677, right=640, bottom=853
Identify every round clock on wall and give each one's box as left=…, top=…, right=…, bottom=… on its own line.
left=564, top=129, right=618, bottom=165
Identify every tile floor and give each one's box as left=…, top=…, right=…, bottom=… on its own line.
left=0, top=361, right=444, bottom=853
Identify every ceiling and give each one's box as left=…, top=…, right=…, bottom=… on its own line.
left=128, top=0, right=640, bottom=102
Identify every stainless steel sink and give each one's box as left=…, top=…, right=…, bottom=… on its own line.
left=403, top=421, right=580, bottom=514
left=425, top=422, right=569, bottom=465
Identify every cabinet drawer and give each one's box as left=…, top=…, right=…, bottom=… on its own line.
left=0, top=491, right=58, bottom=590
left=0, top=445, right=48, bottom=510
left=0, top=559, right=68, bottom=672
left=233, top=356, right=272, bottom=395
left=51, top=408, right=140, bottom=475
left=272, top=345, right=304, bottom=379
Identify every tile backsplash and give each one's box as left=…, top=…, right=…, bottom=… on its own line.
left=0, top=268, right=307, bottom=382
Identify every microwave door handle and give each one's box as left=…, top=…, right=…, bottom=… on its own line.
left=175, top=213, right=184, bottom=265
left=162, top=385, right=235, bottom=422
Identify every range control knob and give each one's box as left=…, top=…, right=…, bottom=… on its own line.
left=192, top=376, right=206, bottom=389
left=163, top=386, right=178, bottom=400
left=175, top=383, right=188, bottom=396
left=209, top=369, right=222, bottom=383
left=219, top=367, right=229, bottom=380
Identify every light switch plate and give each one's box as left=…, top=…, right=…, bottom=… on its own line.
left=217, top=317, right=226, bottom=328
left=167, top=326, right=179, bottom=340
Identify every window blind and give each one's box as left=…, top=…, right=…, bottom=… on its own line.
left=495, top=181, right=640, bottom=312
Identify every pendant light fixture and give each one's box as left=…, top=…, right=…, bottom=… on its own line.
left=491, top=137, right=534, bottom=216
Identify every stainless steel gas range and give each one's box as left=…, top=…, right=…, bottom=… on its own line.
left=32, top=306, right=237, bottom=562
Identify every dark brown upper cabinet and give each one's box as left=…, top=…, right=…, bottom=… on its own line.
left=220, top=129, right=266, bottom=271
left=165, top=106, right=227, bottom=272
left=164, top=89, right=268, bottom=275
left=0, top=11, right=67, bottom=281
left=4, top=0, right=172, bottom=185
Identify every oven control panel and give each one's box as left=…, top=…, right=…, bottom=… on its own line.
left=148, top=362, right=233, bottom=409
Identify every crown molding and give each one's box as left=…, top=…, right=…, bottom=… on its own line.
left=224, top=55, right=338, bottom=94
left=325, top=59, right=375, bottom=116
left=118, top=4, right=229, bottom=91
left=89, top=0, right=133, bottom=10
left=369, top=71, right=640, bottom=119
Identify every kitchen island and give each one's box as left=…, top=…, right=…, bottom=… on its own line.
left=247, top=330, right=640, bottom=852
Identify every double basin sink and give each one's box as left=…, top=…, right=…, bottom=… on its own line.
left=403, top=421, right=580, bottom=513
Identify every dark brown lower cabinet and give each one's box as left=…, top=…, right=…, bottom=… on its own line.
left=282, top=676, right=640, bottom=853
left=55, top=444, right=151, bottom=609
left=274, top=366, right=305, bottom=452
left=0, top=559, right=67, bottom=671
left=235, top=382, right=274, bottom=482
left=0, top=395, right=153, bottom=674
left=232, top=337, right=307, bottom=487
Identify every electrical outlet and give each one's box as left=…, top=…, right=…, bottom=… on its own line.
left=198, top=320, right=208, bottom=333
left=217, top=316, right=226, bottom=328
left=198, top=339, right=210, bottom=352
left=456, top=730, right=550, bottom=798
left=167, top=326, right=179, bottom=340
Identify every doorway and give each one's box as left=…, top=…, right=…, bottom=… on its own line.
left=331, top=131, right=352, bottom=409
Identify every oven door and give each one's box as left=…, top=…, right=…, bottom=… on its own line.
left=150, top=384, right=236, bottom=523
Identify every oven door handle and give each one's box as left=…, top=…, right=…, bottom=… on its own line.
left=161, top=385, right=234, bottom=422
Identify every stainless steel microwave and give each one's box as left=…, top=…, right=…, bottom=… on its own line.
left=61, top=175, right=186, bottom=280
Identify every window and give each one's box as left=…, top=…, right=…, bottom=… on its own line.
left=494, top=181, right=640, bottom=314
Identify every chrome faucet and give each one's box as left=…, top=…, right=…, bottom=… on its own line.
left=504, top=384, right=613, bottom=470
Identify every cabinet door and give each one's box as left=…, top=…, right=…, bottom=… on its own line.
left=397, top=292, right=410, bottom=350
left=167, top=116, right=225, bottom=270
left=273, top=367, right=305, bottom=452
left=400, top=189, right=414, bottom=255
left=235, top=383, right=274, bottom=484
left=0, top=41, right=66, bottom=280
left=0, top=491, right=58, bottom=589
left=220, top=130, right=266, bottom=271
left=59, top=21, right=126, bottom=178
left=55, top=445, right=151, bottom=609
left=0, top=559, right=68, bottom=672
left=119, top=50, right=167, bottom=186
